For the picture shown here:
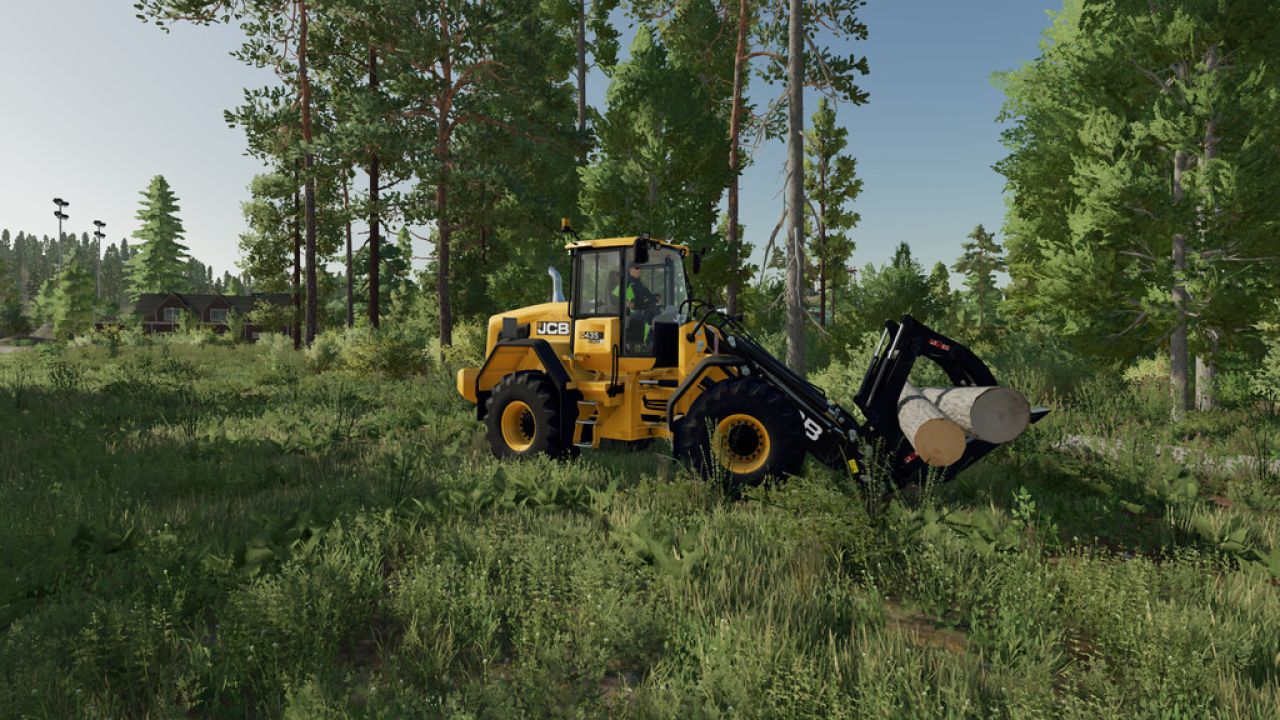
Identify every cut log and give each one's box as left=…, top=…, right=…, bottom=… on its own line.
left=920, top=386, right=1030, bottom=444
left=898, top=381, right=967, bottom=467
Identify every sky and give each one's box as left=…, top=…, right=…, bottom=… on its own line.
left=0, top=0, right=1060, bottom=284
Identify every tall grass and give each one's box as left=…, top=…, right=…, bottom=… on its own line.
left=1, top=341, right=1278, bottom=718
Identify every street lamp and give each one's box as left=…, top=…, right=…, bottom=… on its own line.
left=53, top=198, right=70, bottom=266
left=93, top=220, right=106, bottom=303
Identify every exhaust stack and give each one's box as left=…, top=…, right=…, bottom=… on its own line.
left=547, top=266, right=565, bottom=303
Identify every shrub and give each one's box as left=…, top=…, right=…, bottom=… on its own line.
left=340, top=324, right=429, bottom=379
left=1123, top=353, right=1169, bottom=386
left=1250, top=340, right=1280, bottom=404
left=306, top=330, right=344, bottom=373
left=432, top=319, right=486, bottom=371
left=225, top=310, right=247, bottom=344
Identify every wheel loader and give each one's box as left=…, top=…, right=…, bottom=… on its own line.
left=456, top=226, right=1046, bottom=488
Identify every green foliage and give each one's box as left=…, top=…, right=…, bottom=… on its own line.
left=804, top=96, right=862, bottom=325
left=580, top=26, right=730, bottom=250
left=843, top=242, right=944, bottom=337
left=996, top=0, right=1280, bottom=368
left=126, top=175, right=192, bottom=299
left=952, top=224, right=1006, bottom=337
left=2, top=342, right=1280, bottom=715
left=47, top=250, right=98, bottom=339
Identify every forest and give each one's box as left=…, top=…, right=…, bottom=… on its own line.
left=2, top=0, right=1280, bottom=717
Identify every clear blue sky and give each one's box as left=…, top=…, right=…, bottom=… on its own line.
left=0, top=1, right=1059, bottom=283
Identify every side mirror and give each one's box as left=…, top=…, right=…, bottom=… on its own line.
left=633, top=237, right=649, bottom=265
left=692, top=253, right=702, bottom=274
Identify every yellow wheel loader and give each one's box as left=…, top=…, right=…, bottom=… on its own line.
left=457, top=227, right=1045, bottom=489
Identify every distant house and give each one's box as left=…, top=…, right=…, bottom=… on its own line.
left=126, top=292, right=294, bottom=341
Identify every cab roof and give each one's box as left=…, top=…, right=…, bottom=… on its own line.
left=564, top=235, right=689, bottom=255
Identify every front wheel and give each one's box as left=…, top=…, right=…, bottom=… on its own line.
left=484, top=371, right=570, bottom=459
left=674, top=378, right=807, bottom=490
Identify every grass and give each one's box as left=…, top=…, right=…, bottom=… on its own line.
left=1, top=339, right=1279, bottom=718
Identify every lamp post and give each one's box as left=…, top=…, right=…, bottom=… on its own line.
left=53, top=198, right=70, bottom=266
left=93, top=221, right=106, bottom=302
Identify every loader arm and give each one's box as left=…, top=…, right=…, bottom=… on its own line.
left=853, top=315, right=1049, bottom=485
left=681, top=309, right=1046, bottom=487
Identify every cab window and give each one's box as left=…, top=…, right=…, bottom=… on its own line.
left=622, top=245, right=690, bottom=355
left=572, top=249, right=623, bottom=318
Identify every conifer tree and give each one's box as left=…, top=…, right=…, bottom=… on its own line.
left=49, top=249, right=97, bottom=338
left=126, top=175, right=191, bottom=298
left=804, top=96, right=861, bottom=326
left=952, top=224, right=1005, bottom=336
left=581, top=26, right=730, bottom=250
left=998, top=0, right=1280, bottom=418
left=849, top=242, right=940, bottom=332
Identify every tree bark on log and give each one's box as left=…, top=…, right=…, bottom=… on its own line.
left=898, top=381, right=966, bottom=467
left=919, top=386, right=1030, bottom=444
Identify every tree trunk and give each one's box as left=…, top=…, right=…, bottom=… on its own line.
left=292, top=180, right=301, bottom=350
left=784, top=0, right=806, bottom=375
left=919, top=385, right=1030, bottom=444
left=299, top=0, right=317, bottom=347
left=1170, top=149, right=1190, bottom=422
left=576, top=0, right=587, bottom=140
left=437, top=15, right=454, bottom=350
left=368, top=46, right=381, bottom=328
left=1195, top=102, right=1220, bottom=412
left=818, top=198, right=827, bottom=326
left=1195, top=330, right=1219, bottom=412
left=819, top=240, right=827, bottom=326
left=725, top=0, right=749, bottom=316
left=899, top=381, right=966, bottom=467
left=436, top=161, right=452, bottom=349
left=344, top=180, right=353, bottom=328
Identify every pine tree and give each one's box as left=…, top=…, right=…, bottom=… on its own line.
left=49, top=249, right=97, bottom=339
left=98, top=243, right=124, bottom=318
left=926, top=261, right=955, bottom=329
left=126, top=175, right=191, bottom=298
left=952, top=224, right=1006, bottom=336
left=0, top=244, right=19, bottom=335
left=804, top=96, right=862, bottom=326
left=581, top=26, right=731, bottom=252
left=997, top=0, right=1280, bottom=418
left=849, top=242, right=940, bottom=332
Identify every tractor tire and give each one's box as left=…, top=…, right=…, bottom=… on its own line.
left=674, top=377, right=807, bottom=490
left=484, top=371, right=571, bottom=459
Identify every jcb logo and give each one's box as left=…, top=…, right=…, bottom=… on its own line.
left=796, top=410, right=823, bottom=442
left=537, top=321, right=570, bottom=336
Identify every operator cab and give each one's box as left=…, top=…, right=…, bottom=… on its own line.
left=568, top=235, right=690, bottom=364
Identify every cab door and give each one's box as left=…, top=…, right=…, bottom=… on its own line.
left=570, top=248, right=623, bottom=373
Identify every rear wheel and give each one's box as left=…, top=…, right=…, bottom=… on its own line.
left=674, top=378, right=806, bottom=490
left=484, top=371, right=570, bottom=458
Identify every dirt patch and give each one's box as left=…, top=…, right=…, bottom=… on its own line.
left=884, top=602, right=969, bottom=655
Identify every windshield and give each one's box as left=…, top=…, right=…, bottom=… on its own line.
left=624, top=245, right=689, bottom=315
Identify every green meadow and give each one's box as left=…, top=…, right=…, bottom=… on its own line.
left=1, top=334, right=1278, bottom=719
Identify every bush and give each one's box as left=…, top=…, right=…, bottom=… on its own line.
left=306, top=330, right=344, bottom=373
left=1123, top=353, right=1169, bottom=386
left=1250, top=339, right=1280, bottom=404
left=810, top=330, right=884, bottom=411
left=431, top=319, right=486, bottom=371
left=339, top=324, right=429, bottom=379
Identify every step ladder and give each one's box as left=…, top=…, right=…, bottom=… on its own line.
left=573, top=400, right=600, bottom=449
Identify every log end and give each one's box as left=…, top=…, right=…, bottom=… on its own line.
left=971, top=387, right=1032, bottom=444
left=915, top=418, right=967, bottom=467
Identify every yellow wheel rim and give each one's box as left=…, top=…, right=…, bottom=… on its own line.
left=713, top=413, right=770, bottom=475
left=500, top=400, right=536, bottom=452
